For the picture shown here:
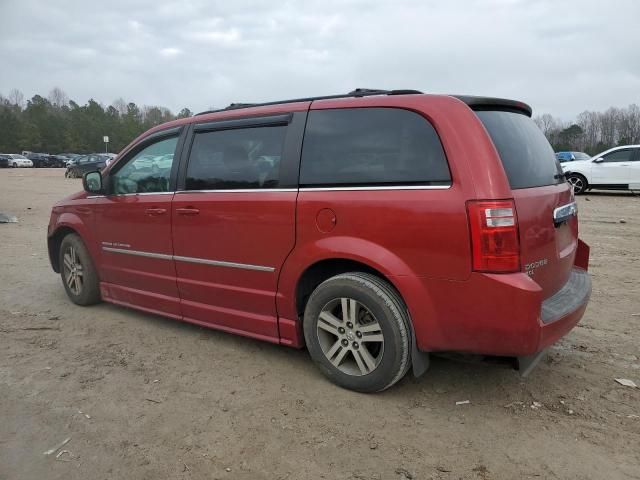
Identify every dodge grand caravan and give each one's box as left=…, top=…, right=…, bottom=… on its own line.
left=47, top=89, right=591, bottom=392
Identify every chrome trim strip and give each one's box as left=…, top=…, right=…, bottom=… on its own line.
left=107, top=191, right=176, bottom=197
left=175, top=189, right=297, bottom=194
left=173, top=255, right=275, bottom=272
left=98, top=186, right=450, bottom=195
left=102, top=247, right=173, bottom=260
left=101, top=247, right=275, bottom=272
left=299, top=184, right=451, bottom=192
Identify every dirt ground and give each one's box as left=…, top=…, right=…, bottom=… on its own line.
left=0, top=168, right=638, bottom=480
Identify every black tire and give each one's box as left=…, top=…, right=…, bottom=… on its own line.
left=303, top=272, right=411, bottom=393
left=567, top=173, right=588, bottom=194
left=59, top=233, right=101, bottom=306
left=12, top=162, right=17, bottom=168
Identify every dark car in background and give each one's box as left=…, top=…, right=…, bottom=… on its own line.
left=0, top=154, right=11, bottom=168
left=65, top=154, right=111, bottom=178
left=555, top=151, right=591, bottom=163
left=26, top=153, right=66, bottom=168
left=26, top=153, right=50, bottom=167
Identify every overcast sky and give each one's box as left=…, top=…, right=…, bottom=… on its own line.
left=1, top=0, right=639, bottom=119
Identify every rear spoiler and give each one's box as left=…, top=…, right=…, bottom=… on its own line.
left=452, top=95, right=533, bottom=117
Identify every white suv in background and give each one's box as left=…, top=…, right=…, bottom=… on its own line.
left=562, top=145, right=640, bottom=194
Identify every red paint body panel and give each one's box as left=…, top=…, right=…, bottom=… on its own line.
left=93, top=194, right=181, bottom=316
left=47, top=93, right=592, bottom=364
left=512, top=183, right=577, bottom=297
left=171, top=191, right=297, bottom=340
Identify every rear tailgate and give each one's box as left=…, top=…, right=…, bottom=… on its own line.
left=475, top=110, right=578, bottom=298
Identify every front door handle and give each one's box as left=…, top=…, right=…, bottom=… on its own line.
left=145, top=207, right=167, bottom=216
left=176, top=207, right=200, bottom=216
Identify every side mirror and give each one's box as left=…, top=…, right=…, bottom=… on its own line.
left=593, top=157, right=604, bottom=163
left=83, top=171, right=103, bottom=194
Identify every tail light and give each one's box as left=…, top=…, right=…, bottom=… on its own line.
left=467, top=199, right=520, bottom=273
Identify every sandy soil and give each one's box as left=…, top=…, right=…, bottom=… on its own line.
left=0, top=168, right=639, bottom=480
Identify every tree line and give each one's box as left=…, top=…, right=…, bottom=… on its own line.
left=0, top=88, right=193, bottom=154
left=2, top=87, right=638, bottom=156
left=534, top=104, right=640, bottom=155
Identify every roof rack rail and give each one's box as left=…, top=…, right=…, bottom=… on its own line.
left=195, top=88, right=423, bottom=116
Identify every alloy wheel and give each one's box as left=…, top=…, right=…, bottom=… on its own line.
left=316, top=297, right=385, bottom=376
left=63, top=245, right=84, bottom=295
left=568, top=176, right=584, bottom=193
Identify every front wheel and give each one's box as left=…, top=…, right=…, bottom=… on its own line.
left=567, top=174, right=588, bottom=194
left=303, top=272, right=412, bottom=393
left=59, top=233, right=101, bottom=305
left=12, top=162, right=17, bottom=168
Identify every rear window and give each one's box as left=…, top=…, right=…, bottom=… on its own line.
left=300, top=108, right=451, bottom=187
left=476, top=110, right=563, bottom=189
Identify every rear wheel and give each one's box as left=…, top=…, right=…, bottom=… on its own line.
left=59, top=233, right=101, bottom=305
left=303, top=272, right=411, bottom=393
left=567, top=174, right=588, bottom=194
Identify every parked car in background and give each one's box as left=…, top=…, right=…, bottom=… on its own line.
left=48, top=89, right=591, bottom=392
left=58, top=153, right=81, bottom=166
left=555, top=151, right=590, bottom=163
left=26, top=152, right=52, bottom=167
left=562, top=145, right=640, bottom=193
left=103, top=153, right=118, bottom=167
left=4, top=154, right=33, bottom=168
left=0, top=154, right=11, bottom=168
left=65, top=154, right=111, bottom=178
left=46, top=155, right=69, bottom=168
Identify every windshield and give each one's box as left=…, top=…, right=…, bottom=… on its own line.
left=10, top=154, right=27, bottom=159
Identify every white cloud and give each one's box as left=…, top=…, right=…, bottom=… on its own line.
left=0, top=0, right=638, bottom=118
left=159, top=47, right=181, bottom=57
left=186, top=28, right=242, bottom=45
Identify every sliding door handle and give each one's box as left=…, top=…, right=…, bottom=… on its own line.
left=176, top=207, right=200, bottom=216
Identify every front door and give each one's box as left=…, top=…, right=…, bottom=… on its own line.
left=172, top=115, right=300, bottom=341
left=94, top=131, right=182, bottom=317
left=592, top=148, right=635, bottom=185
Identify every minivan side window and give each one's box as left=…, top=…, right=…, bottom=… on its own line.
left=299, top=108, right=451, bottom=187
left=185, top=126, right=287, bottom=190
left=110, top=136, right=178, bottom=194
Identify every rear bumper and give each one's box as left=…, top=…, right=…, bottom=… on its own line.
left=399, top=239, right=591, bottom=357
left=536, top=267, right=591, bottom=351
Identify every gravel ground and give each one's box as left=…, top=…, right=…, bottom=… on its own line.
left=1, top=168, right=639, bottom=480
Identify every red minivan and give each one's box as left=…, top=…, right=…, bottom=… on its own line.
left=48, top=89, right=591, bottom=392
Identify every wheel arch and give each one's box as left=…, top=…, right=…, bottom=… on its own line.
left=280, top=252, right=431, bottom=377
left=48, top=215, right=98, bottom=273
left=48, top=225, right=80, bottom=273
left=295, top=258, right=388, bottom=320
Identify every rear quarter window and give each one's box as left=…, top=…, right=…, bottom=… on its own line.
left=475, top=110, right=563, bottom=189
left=300, top=108, right=451, bottom=187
